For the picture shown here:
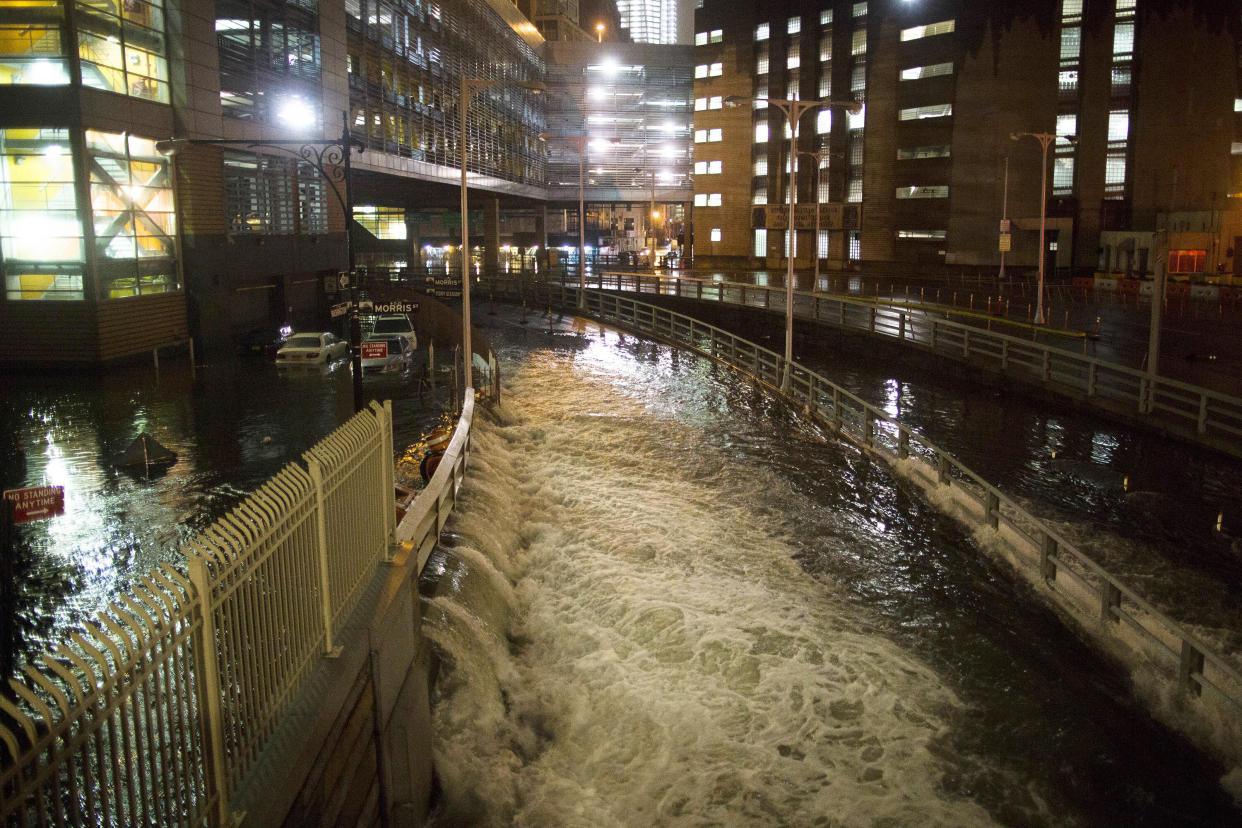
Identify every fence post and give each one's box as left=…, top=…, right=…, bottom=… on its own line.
left=379, top=401, right=395, bottom=554
left=930, top=320, right=938, bottom=350
left=1040, top=532, right=1058, bottom=582
left=186, top=556, right=232, bottom=827
left=832, top=388, right=842, bottom=432
left=898, top=312, right=905, bottom=340
left=1087, top=362, right=1097, bottom=396
left=898, top=429, right=910, bottom=459
left=1100, top=581, right=1121, bottom=622
left=1197, top=395, right=1209, bottom=435
left=1179, top=640, right=1204, bottom=697
left=985, top=491, right=999, bottom=529
left=306, top=457, right=341, bottom=657
left=937, top=452, right=950, bottom=485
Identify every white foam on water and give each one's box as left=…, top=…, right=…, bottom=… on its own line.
left=427, top=345, right=999, bottom=826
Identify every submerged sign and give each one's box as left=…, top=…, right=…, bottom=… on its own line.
left=3, top=485, right=65, bottom=524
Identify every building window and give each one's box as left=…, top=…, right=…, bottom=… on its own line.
left=1, top=128, right=84, bottom=300
left=1060, top=26, right=1081, bottom=62
left=708, top=160, right=722, bottom=173
left=896, top=185, right=949, bottom=199
left=787, top=53, right=800, bottom=70
left=897, top=229, right=947, bottom=240
left=754, top=228, right=767, bottom=256
left=709, top=95, right=722, bottom=109
left=86, top=130, right=178, bottom=299
left=820, top=35, right=832, bottom=62
left=752, top=190, right=767, bottom=205
left=710, top=29, right=723, bottom=43
left=694, top=161, right=707, bottom=174
left=754, top=123, right=768, bottom=143
left=820, top=10, right=833, bottom=26
left=695, top=31, right=707, bottom=46
left=0, top=2, right=70, bottom=85
left=899, top=104, right=952, bottom=120
left=707, top=193, right=722, bottom=206
left=223, top=150, right=326, bottom=235
left=77, top=0, right=170, bottom=103
left=1168, top=250, right=1206, bottom=273
left=709, top=62, right=723, bottom=76
left=852, top=2, right=867, bottom=17
left=695, top=64, right=708, bottom=78
left=1053, top=156, right=1075, bottom=194
left=755, top=22, right=769, bottom=41
left=695, top=97, right=707, bottom=111
left=1108, top=110, right=1129, bottom=142
left=709, top=128, right=722, bottom=142
left=851, top=29, right=866, bottom=55
left=897, top=145, right=951, bottom=160
left=710, top=228, right=721, bottom=242
left=1057, top=114, right=1077, bottom=139
left=900, top=20, right=955, bottom=41
left=1113, top=22, right=1134, bottom=57
left=354, top=205, right=406, bottom=239
left=900, top=62, right=953, bottom=81
left=787, top=16, right=801, bottom=35
left=217, top=0, right=321, bottom=123
left=694, top=193, right=707, bottom=206
left=756, top=46, right=769, bottom=75
left=695, top=129, right=707, bottom=143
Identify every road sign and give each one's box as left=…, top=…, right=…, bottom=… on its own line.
left=330, top=301, right=349, bottom=318
left=361, top=342, right=388, bottom=359
left=999, top=232, right=1012, bottom=252
left=3, top=485, right=65, bottom=524
left=754, top=204, right=859, bottom=230
left=338, top=273, right=350, bottom=290
left=372, top=300, right=420, bottom=314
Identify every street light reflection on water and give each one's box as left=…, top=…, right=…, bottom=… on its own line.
left=1, top=354, right=449, bottom=669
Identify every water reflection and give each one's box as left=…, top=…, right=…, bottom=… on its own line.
left=0, top=354, right=450, bottom=669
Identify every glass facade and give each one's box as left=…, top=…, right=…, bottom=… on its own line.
left=0, top=0, right=70, bottom=85
left=76, top=0, right=169, bottom=103
left=217, top=0, right=321, bottom=123
left=345, top=0, right=543, bottom=184
left=1, top=128, right=82, bottom=300
left=223, top=150, right=327, bottom=235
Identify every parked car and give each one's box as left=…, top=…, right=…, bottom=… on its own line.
left=276, top=332, right=349, bottom=365
left=370, top=314, right=417, bottom=350
left=360, top=335, right=414, bottom=373
left=235, top=325, right=291, bottom=358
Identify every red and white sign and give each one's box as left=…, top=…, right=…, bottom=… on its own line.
left=361, top=342, right=389, bottom=359
left=3, top=485, right=65, bottom=524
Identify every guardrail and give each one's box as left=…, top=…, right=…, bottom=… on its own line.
left=502, top=273, right=1242, bottom=456
left=517, top=284, right=1242, bottom=764
left=0, top=397, right=441, bottom=826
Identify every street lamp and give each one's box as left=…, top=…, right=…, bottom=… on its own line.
left=727, top=95, right=860, bottom=390
left=460, top=76, right=544, bottom=387
left=156, top=112, right=367, bottom=411
left=541, top=133, right=619, bottom=308
left=595, top=23, right=605, bottom=42
left=1010, top=130, right=1070, bottom=325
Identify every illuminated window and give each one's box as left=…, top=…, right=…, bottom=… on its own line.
left=0, top=2, right=70, bottom=86
left=897, top=229, right=947, bottom=240
left=694, top=161, right=707, bottom=174
left=707, top=193, right=722, bottom=206
left=754, top=123, right=768, bottom=143
left=695, top=31, right=707, bottom=46
left=77, top=0, right=169, bottom=103
left=1, top=128, right=84, bottom=300
left=1057, top=114, right=1077, bottom=139
left=899, top=104, right=952, bottom=120
left=754, top=228, right=767, bottom=256
left=710, top=228, right=721, bottom=241
left=787, top=16, right=800, bottom=34
left=752, top=190, right=767, bottom=205
left=695, top=129, right=707, bottom=143
left=354, top=205, right=407, bottom=240
left=694, top=193, right=707, bottom=206
left=787, top=53, right=800, bottom=70
left=695, top=97, right=707, bottom=111
left=1113, top=22, right=1134, bottom=57
left=710, top=29, right=723, bottom=43
left=217, top=0, right=320, bottom=122
left=709, top=96, right=722, bottom=109
left=1108, top=110, right=1129, bottom=142
left=816, top=109, right=832, bottom=134
left=819, top=10, right=832, bottom=26
left=709, top=62, right=722, bottom=76
left=223, top=150, right=326, bottom=235
left=901, top=63, right=953, bottom=81
left=1168, top=250, right=1205, bottom=273
left=897, top=145, right=951, bottom=160
left=901, top=20, right=955, bottom=41
left=695, top=64, right=708, bottom=78
left=708, top=160, right=721, bottom=173
left=708, top=128, right=722, bottom=142
left=86, top=130, right=179, bottom=299
left=820, top=35, right=832, bottom=62
left=895, top=185, right=948, bottom=199
left=1060, top=26, right=1081, bottom=61
left=755, top=22, right=769, bottom=41
left=851, top=29, right=866, bottom=55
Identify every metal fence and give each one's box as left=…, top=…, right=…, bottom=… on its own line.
left=0, top=399, right=405, bottom=826
left=512, top=272, right=1242, bottom=456
left=519, top=284, right=1242, bottom=765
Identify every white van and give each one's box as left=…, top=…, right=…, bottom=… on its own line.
left=370, top=314, right=417, bottom=350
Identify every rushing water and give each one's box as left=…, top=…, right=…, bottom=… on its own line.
left=0, top=352, right=450, bottom=668
left=422, top=310, right=1242, bottom=826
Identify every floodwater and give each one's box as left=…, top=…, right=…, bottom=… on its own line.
left=0, top=350, right=451, bottom=669
left=421, top=308, right=1242, bottom=826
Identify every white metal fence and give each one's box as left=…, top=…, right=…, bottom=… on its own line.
left=515, top=272, right=1242, bottom=456
left=548, top=288, right=1242, bottom=765
left=0, top=399, right=414, bottom=826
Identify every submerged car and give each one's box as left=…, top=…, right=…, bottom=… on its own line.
left=235, top=325, right=291, bottom=358
left=360, top=335, right=414, bottom=373
left=370, top=314, right=417, bottom=350
left=276, top=332, right=349, bottom=365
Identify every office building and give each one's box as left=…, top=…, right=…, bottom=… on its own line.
left=691, top=0, right=1242, bottom=280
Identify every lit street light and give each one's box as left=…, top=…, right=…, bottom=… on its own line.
left=1010, top=130, right=1070, bottom=325
left=595, top=23, right=605, bottom=42
left=727, top=95, right=860, bottom=390
left=460, top=76, right=544, bottom=388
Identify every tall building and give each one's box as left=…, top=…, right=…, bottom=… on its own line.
left=543, top=41, right=694, bottom=260
left=0, top=0, right=548, bottom=362
left=691, top=0, right=1242, bottom=280
left=617, top=0, right=680, bottom=45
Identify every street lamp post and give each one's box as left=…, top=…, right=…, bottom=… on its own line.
left=1010, top=131, right=1064, bottom=325
left=728, top=95, right=860, bottom=390
left=797, top=148, right=832, bottom=294
left=541, top=133, right=608, bottom=308
left=156, top=113, right=366, bottom=410
left=460, top=76, right=544, bottom=388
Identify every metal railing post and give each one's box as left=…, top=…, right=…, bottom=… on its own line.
left=186, top=559, right=232, bottom=827
left=306, top=457, right=340, bottom=657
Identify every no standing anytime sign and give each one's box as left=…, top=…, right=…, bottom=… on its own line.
left=3, top=485, right=65, bottom=524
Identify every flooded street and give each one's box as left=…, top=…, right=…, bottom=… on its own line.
left=0, top=351, right=450, bottom=667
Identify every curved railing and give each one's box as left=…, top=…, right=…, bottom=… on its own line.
left=512, top=284, right=1242, bottom=765
left=495, top=272, right=1242, bottom=457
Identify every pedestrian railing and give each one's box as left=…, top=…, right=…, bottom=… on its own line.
left=0, top=398, right=437, bottom=826
left=532, top=286, right=1242, bottom=764
left=503, top=272, right=1242, bottom=456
